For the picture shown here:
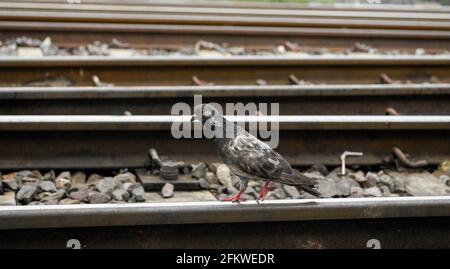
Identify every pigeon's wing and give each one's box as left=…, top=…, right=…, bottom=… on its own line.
left=226, top=133, right=293, bottom=180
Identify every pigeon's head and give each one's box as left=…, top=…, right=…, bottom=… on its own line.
left=191, top=104, right=221, bottom=123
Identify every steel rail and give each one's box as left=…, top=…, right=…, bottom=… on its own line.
left=1, top=55, right=448, bottom=86
left=2, top=21, right=449, bottom=40
left=1, top=84, right=448, bottom=116
left=11, top=0, right=450, bottom=13
left=3, top=2, right=450, bottom=21
left=0, top=115, right=448, bottom=131
left=0, top=196, right=449, bottom=230
left=2, top=10, right=450, bottom=30
left=1, top=84, right=449, bottom=99
left=1, top=55, right=448, bottom=67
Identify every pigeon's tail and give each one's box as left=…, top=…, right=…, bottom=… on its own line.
left=276, top=172, right=320, bottom=197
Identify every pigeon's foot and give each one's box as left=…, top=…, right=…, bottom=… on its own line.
left=222, top=192, right=246, bottom=203
left=257, top=181, right=271, bottom=203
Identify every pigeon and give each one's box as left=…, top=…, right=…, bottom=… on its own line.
left=191, top=104, right=320, bottom=202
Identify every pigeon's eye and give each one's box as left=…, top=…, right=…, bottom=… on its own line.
left=210, top=110, right=215, bottom=116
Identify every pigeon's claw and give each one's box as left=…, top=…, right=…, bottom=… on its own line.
left=222, top=192, right=246, bottom=203
left=257, top=181, right=271, bottom=203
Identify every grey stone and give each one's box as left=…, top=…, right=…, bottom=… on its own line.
left=71, top=171, right=86, bottom=187
left=0, top=192, right=16, bottom=206
left=226, top=186, right=239, bottom=195
left=17, top=185, right=38, bottom=204
left=404, top=172, right=450, bottom=196
left=1, top=178, right=18, bottom=191
left=146, top=191, right=217, bottom=203
left=216, top=164, right=232, bottom=188
left=388, top=172, right=408, bottom=193
left=348, top=171, right=366, bottom=183
left=244, top=186, right=258, bottom=198
left=198, top=177, right=210, bottom=189
left=282, top=185, right=301, bottom=199
left=335, top=178, right=358, bottom=197
left=132, top=185, right=146, bottom=202
left=268, top=188, right=287, bottom=199
left=439, top=175, right=450, bottom=186
left=205, top=172, right=220, bottom=185
left=208, top=184, right=222, bottom=191
left=113, top=172, right=136, bottom=183
left=123, top=182, right=135, bottom=193
left=69, top=187, right=89, bottom=202
left=87, top=173, right=103, bottom=186
left=37, top=191, right=53, bottom=200
left=39, top=181, right=57, bottom=193
left=363, top=187, right=383, bottom=197
left=55, top=177, right=71, bottom=190
left=39, top=189, right=66, bottom=202
left=208, top=162, right=224, bottom=174
left=350, top=186, right=364, bottom=197
left=31, top=170, right=43, bottom=179
left=379, top=174, right=395, bottom=191
left=88, top=191, right=111, bottom=204
left=59, top=198, right=81, bottom=205
left=28, top=201, right=43, bottom=206
left=42, top=170, right=56, bottom=181
left=379, top=185, right=391, bottom=196
left=317, top=179, right=342, bottom=198
left=306, top=164, right=328, bottom=176
left=299, top=191, right=317, bottom=199
left=161, top=183, right=174, bottom=198
left=112, top=189, right=130, bottom=201
left=191, top=162, right=207, bottom=179
left=96, top=177, right=121, bottom=195
left=362, top=172, right=379, bottom=188
left=109, top=200, right=127, bottom=204
left=16, top=170, right=34, bottom=181
left=21, top=176, right=40, bottom=185
left=56, top=171, right=71, bottom=181
left=54, top=189, right=67, bottom=200
left=41, top=198, right=58, bottom=205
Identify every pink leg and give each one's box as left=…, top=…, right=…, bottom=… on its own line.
left=222, top=190, right=246, bottom=203
left=257, top=181, right=271, bottom=202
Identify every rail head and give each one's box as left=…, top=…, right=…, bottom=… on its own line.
left=0, top=115, right=448, bottom=131
left=1, top=55, right=450, bottom=67
left=0, top=196, right=449, bottom=230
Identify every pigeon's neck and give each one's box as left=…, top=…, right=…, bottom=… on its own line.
left=212, top=115, right=240, bottom=144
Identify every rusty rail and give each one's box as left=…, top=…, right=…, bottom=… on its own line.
left=0, top=56, right=449, bottom=86
left=0, top=84, right=449, bottom=115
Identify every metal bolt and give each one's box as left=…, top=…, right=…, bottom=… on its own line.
left=340, top=151, right=364, bottom=175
